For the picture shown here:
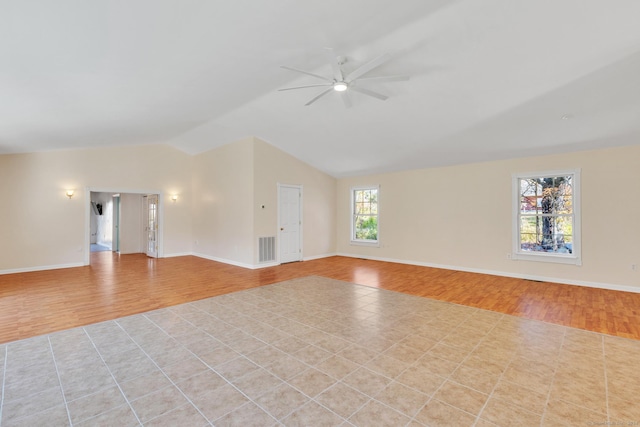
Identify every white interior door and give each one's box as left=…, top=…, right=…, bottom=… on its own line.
left=146, top=194, right=158, bottom=258
left=278, top=185, right=302, bottom=263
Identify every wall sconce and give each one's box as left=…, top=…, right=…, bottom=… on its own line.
left=66, top=190, right=75, bottom=199
left=171, top=194, right=178, bottom=203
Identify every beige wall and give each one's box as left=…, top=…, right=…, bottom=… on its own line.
left=337, top=145, right=640, bottom=291
left=253, top=138, right=337, bottom=263
left=190, top=137, right=337, bottom=267
left=0, top=137, right=335, bottom=272
left=0, top=145, right=193, bottom=271
left=3, top=137, right=639, bottom=292
left=191, top=138, right=255, bottom=266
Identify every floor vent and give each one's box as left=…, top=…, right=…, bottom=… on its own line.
left=258, top=236, right=276, bottom=263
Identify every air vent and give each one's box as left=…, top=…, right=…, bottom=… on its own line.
left=258, top=236, right=276, bottom=263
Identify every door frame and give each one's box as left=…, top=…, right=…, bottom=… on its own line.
left=277, top=183, right=303, bottom=264
left=144, top=194, right=159, bottom=258
left=84, top=187, right=164, bottom=265
left=112, top=194, right=120, bottom=252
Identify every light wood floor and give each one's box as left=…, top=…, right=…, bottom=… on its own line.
left=1, top=253, right=639, bottom=344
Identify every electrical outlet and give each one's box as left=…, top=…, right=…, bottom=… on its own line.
left=506, top=253, right=512, bottom=260
left=632, top=264, right=637, bottom=271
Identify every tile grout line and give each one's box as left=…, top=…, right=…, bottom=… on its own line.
left=430, top=312, right=514, bottom=427
left=166, top=301, right=331, bottom=423
left=601, top=335, right=610, bottom=425
left=47, top=336, right=74, bottom=427
left=539, top=326, right=568, bottom=425
left=316, top=296, right=492, bottom=424
left=349, top=306, right=488, bottom=426
left=315, top=379, right=375, bottom=424
left=173, top=296, right=380, bottom=424
left=283, top=298, right=422, bottom=425
left=275, top=291, right=428, bottom=424
left=470, top=320, right=544, bottom=426
left=539, top=330, right=612, bottom=420
left=180, top=297, right=344, bottom=423
left=113, top=317, right=215, bottom=426
left=82, top=326, right=144, bottom=426
left=298, top=314, right=429, bottom=425
left=163, top=302, right=288, bottom=422
left=0, top=345, right=7, bottom=427
left=146, top=302, right=319, bottom=423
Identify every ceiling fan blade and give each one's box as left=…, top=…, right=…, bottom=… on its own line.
left=341, top=92, right=352, bottom=109
left=305, top=88, right=334, bottom=106
left=278, top=84, right=332, bottom=91
left=350, top=86, right=388, bottom=101
left=324, top=47, right=343, bottom=81
left=280, top=65, right=332, bottom=82
left=346, top=53, right=392, bottom=81
left=355, top=75, right=410, bottom=83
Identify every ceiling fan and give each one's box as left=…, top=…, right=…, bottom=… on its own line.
left=279, top=48, right=409, bottom=107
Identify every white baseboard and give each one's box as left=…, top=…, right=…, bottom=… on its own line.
left=191, top=253, right=280, bottom=269
left=0, top=262, right=84, bottom=276
left=336, top=252, right=640, bottom=294
left=192, top=252, right=257, bottom=269
left=11, top=253, right=627, bottom=295
left=163, top=252, right=192, bottom=258
left=303, top=252, right=338, bottom=262
left=193, top=252, right=337, bottom=270
left=255, top=261, right=280, bottom=269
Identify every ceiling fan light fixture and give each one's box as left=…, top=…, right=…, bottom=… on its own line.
left=280, top=49, right=403, bottom=106
left=333, top=81, right=348, bottom=92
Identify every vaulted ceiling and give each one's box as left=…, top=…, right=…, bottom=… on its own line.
left=2, top=0, right=640, bottom=177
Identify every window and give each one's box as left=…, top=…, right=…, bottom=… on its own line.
left=351, top=186, right=379, bottom=245
left=512, top=170, right=581, bottom=264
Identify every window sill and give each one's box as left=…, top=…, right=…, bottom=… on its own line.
left=512, top=252, right=581, bottom=266
left=350, top=240, right=380, bottom=248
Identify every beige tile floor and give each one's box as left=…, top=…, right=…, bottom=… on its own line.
left=0, top=276, right=639, bottom=426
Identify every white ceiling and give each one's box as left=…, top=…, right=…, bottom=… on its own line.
left=2, top=0, right=640, bottom=177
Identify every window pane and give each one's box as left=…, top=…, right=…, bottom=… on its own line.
left=520, top=179, right=538, bottom=197
left=355, top=215, right=378, bottom=240
left=520, top=214, right=573, bottom=253
left=519, top=216, right=539, bottom=248
left=557, top=196, right=573, bottom=214
left=520, top=177, right=573, bottom=214
left=520, top=196, right=540, bottom=213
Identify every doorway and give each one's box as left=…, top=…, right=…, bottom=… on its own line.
left=278, top=184, right=302, bottom=263
left=85, top=189, right=163, bottom=265
left=89, top=193, right=114, bottom=253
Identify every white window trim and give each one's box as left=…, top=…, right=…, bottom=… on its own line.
left=511, top=169, right=581, bottom=265
left=350, top=185, right=380, bottom=247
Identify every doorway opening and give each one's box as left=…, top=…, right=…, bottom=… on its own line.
left=86, top=189, right=163, bottom=265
